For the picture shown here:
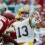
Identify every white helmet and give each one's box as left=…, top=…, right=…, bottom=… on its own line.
left=0, top=4, right=5, bottom=14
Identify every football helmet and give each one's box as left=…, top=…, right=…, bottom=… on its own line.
left=15, top=7, right=29, bottom=19
left=4, top=13, right=15, bottom=20
left=0, top=4, right=5, bottom=15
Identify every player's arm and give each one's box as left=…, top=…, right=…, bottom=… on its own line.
left=32, top=17, right=45, bottom=28
left=2, top=34, right=17, bottom=43
left=6, top=24, right=16, bottom=33
left=0, top=33, right=18, bottom=45
left=0, top=31, right=18, bottom=45
left=2, top=34, right=23, bottom=45
left=6, top=28, right=15, bottom=33
left=36, top=22, right=45, bottom=28
left=29, top=17, right=45, bottom=28
left=39, top=21, right=45, bottom=27
left=32, top=11, right=45, bottom=27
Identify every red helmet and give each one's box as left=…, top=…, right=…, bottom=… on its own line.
left=4, top=13, right=15, bottom=20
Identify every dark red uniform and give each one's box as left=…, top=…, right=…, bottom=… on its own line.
left=3, top=20, right=17, bottom=43
left=0, top=15, right=9, bottom=37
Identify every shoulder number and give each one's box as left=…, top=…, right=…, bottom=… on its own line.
left=0, top=21, right=3, bottom=29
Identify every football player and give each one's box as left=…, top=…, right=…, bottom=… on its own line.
left=15, top=7, right=29, bottom=21
left=2, top=13, right=17, bottom=45
left=0, top=4, right=19, bottom=45
left=34, top=11, right=45, bottom=45
left=15, top=7, right=45, bottom=45
left=34, top=28, right=45, bottom=45
left=6, top=7, right=45, bottom=45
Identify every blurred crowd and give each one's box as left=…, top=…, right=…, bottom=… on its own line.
left=0, top=0, right=45, bottom=16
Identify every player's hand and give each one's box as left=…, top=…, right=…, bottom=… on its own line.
left=32, top=11, right=39, bottom=20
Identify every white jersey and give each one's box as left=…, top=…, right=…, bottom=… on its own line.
left=10, top=16, right=39, bottom=43
left=34, top=28, right=45, bottom=45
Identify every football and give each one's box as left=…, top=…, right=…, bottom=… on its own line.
left=4, top=13, right=15, bottom=20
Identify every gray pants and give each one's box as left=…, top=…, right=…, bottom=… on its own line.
left=1, top=42, right=14, bottom=45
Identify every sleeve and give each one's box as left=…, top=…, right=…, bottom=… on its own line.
left=9, top=24, right=16, bottom=32
left=29, top=16, right=39, bottom=28
left=31, top=17, right=38, bottom=27
left=31, top=18, right=41, bottom=26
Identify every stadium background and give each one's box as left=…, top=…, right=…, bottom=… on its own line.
left=0, top=0, right=45, bottom=45
left=2, top=0, right=45, bottom=16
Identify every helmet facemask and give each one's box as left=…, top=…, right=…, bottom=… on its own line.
left=15, top=7, right=29, bottom=21
left=21, top=12, right=29, bottom=20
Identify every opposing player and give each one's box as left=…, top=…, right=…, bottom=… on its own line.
left=2, top=13, right=17, bottom=45
left=0, top=4, right=19, bottom=45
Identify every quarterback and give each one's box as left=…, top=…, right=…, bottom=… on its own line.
left=6, top=7, right=45, bottom=45
left=0, top=4, right=20, bottom=45
left=15, top=7, right=45, bottom=45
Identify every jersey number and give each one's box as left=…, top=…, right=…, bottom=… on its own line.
left=0, top=21, right=3, bottom=29
left=17, top=26, right=28, bottom=37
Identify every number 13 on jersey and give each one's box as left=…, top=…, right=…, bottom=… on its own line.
left=15, top=20, right=34, bottom=42
left=17, top=25, right=28, bottom=37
